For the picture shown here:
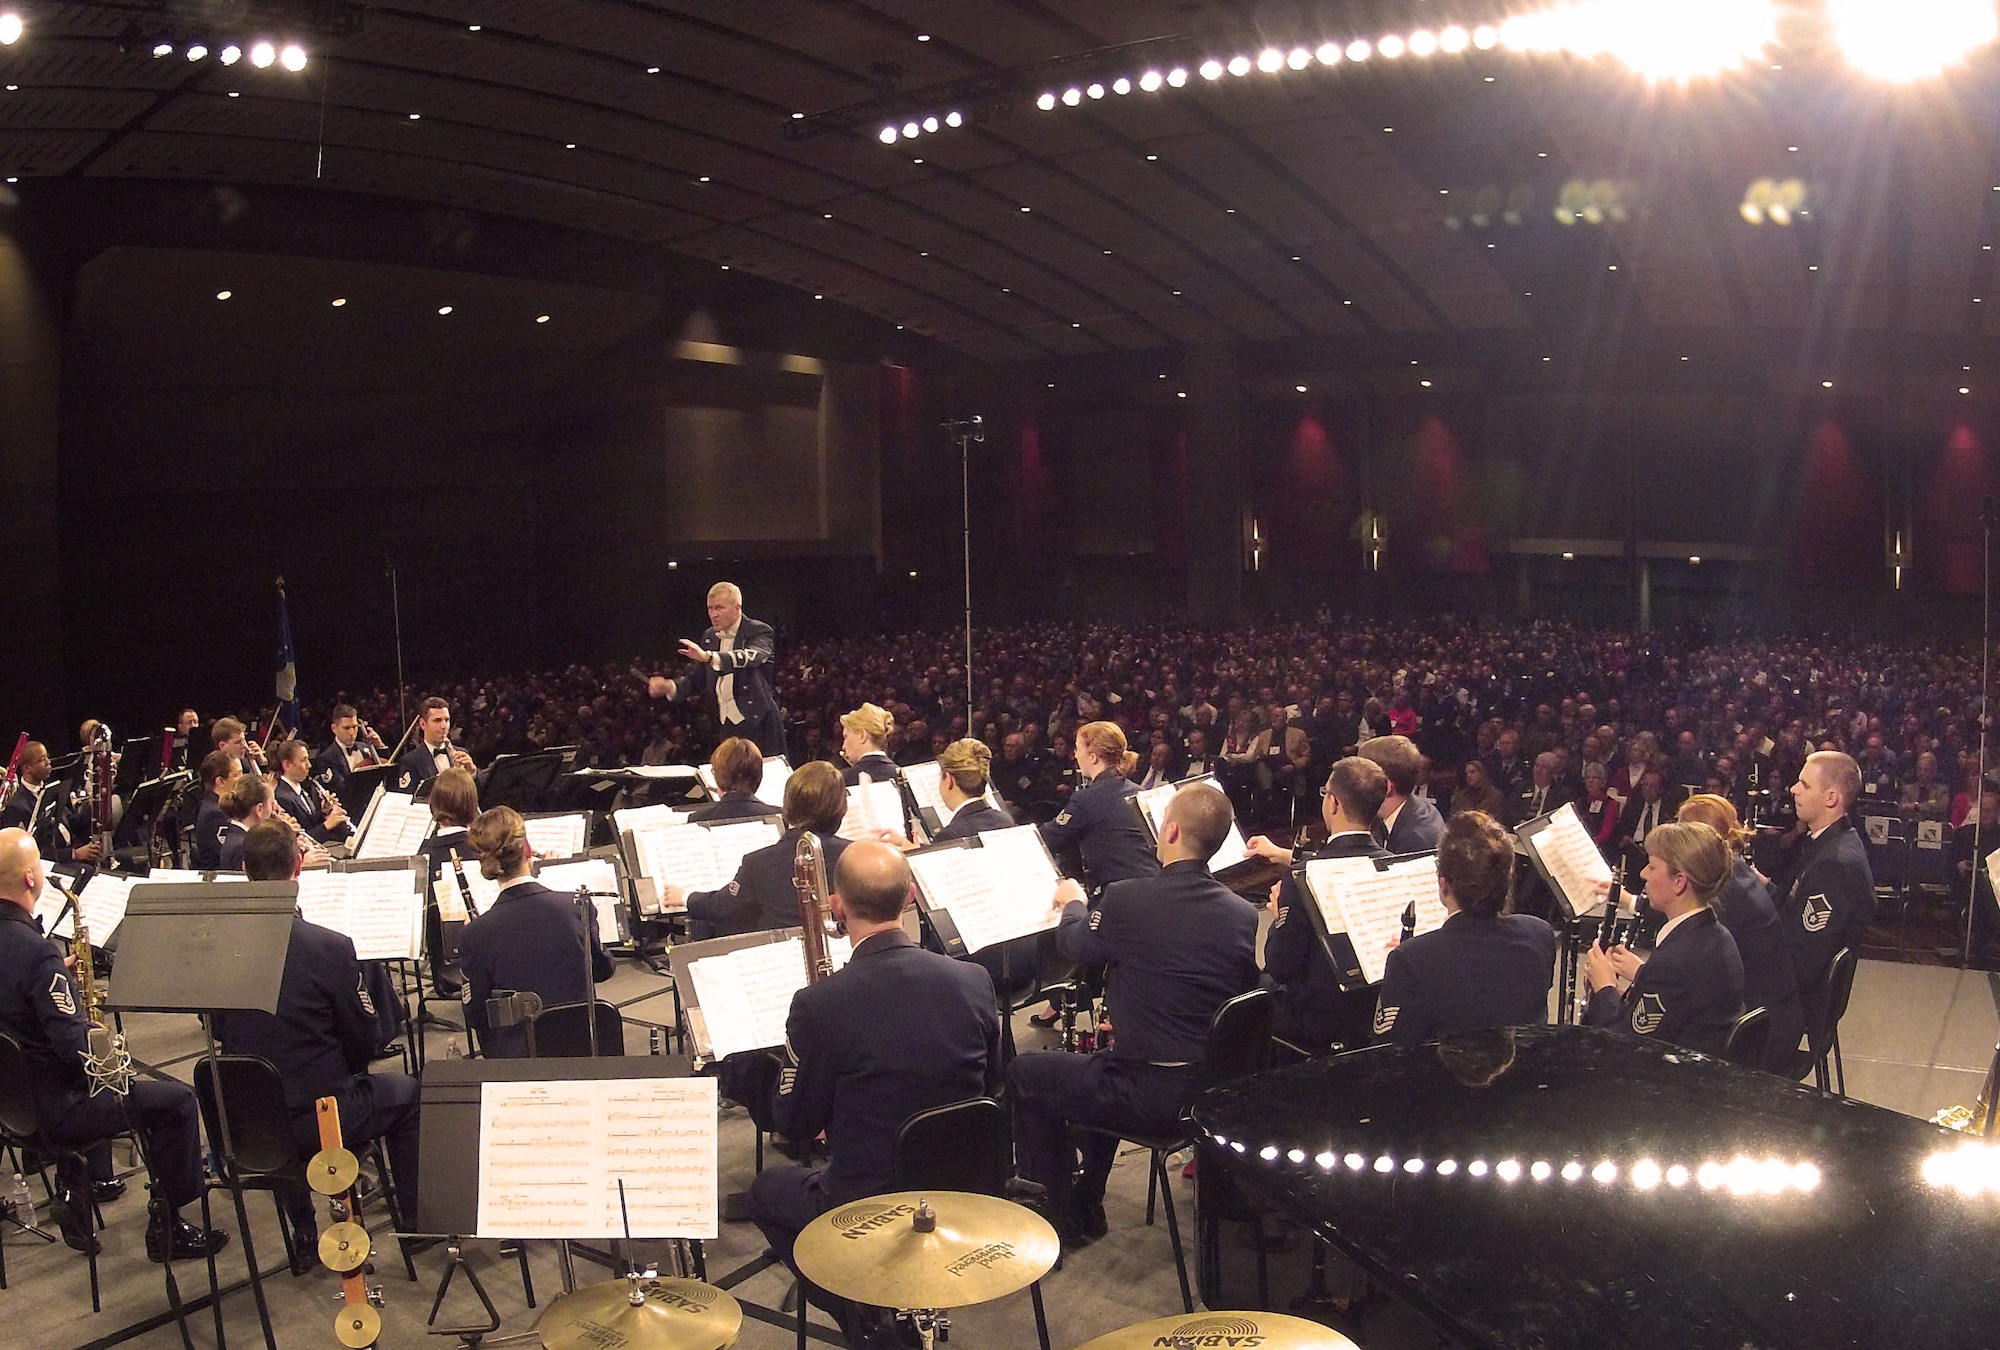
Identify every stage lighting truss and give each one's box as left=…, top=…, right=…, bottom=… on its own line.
left=106, top=5, right=360, bottom=69
left=812, top=0, right=2000, bottom=146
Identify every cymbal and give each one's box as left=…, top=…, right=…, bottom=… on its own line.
left=318, top=1222, right=372, bottom=1274
left=1073, top=1312, right=1360, bottom=1350
left=793, top=1191, right=1057, bottom=1309
left=537, top=1277, right=741, bottom=1350
left=333, top=1303, right=382, bottom=1349
left=307, top=1147, right=360, bottom=1196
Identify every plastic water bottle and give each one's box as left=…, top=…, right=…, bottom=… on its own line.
left=445, top=1036, right=463, bottom=1060
left=8, top=1173, right=33, bottom=1227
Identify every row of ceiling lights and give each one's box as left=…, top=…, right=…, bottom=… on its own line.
left=211, top=291, right=553, bottom=323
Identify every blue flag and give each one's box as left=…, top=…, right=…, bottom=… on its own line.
left=275, top=578, right=300, bottom=733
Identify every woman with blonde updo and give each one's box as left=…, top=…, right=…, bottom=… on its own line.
left=1037, top=721, right=1159, bottom=894
left=1676, top=793, right=1804, bottom=1073
left=1583, top=821, right=1744, bottom=1056
left=838, top=703, right=899, bottom=786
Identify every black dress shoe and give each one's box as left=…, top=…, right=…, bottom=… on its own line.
left=147, top=1216, right=230, bottom=1263
left=1070, top=1187, right=1109, bottom=1241
left=288, top=1224, right=318, bottom=1277
left=374, top=1041, right=405, bottom=1059
left=90, top=1177, right=127, bottom=1203
left=50, top=1195, right=99, bottom=1256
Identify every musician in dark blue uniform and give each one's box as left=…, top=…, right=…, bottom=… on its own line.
left=395, top=697, right=476, bottom=793
left=1036, top=721, right=1159, bottom=893
left=670, top=762, right=851, bottom=937
left=1678, top=794, right=1805, bottom=1074
left=838, top=703, right=901, bottom=786
left=1781, top=751, right=1876, bottom=1007
left=0, top=829, right=227, bottom=1260
left=457, top=807, right=614, bottom=1057
left=191, top=749, right=239, bottom=870
left=313, top=703, right=384, bottom=802
left=214, top=823, right=421, bottom=1244
left=417, top=768, right=482, bottom=996
left=271, top=738, right=352, bottom=846
left=929, top=739, right=1014, bottom=841
left=1250, top=756, right=1392, bottom=1052
left=1361, top=734, right=1445, bottom=853
left=218, top=773, right=277, bottom=870
left=648, top=581, right=787, bottom=756
left=0, top=741, right=102, bottom=865
left=750, top=840, right=1000, bottom=1347
left=1584, top=822, right=1744, bottom=1057
left=1373, top=811, right=1556, bottom=1047
left=687, top=738, right=784, bottom=824
left=1008, top=783, right=1259, bottom=1245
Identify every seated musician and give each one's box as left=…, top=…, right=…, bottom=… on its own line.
left=839, top=703, right=901, bottom=786
left=217, top=773, right=275, bottom=870
left=667, top=762, right=851, bottom=938
left=313, top=703, right=383, bottom=801
left=1676, top=793, right=1805, bottom=1073
left=687, top=737, right=783, bottom=824
left=1007, top=783, right=1259, bottom=1248
left=211, top=716, right=265, bottom=777
left=0, top=741, right=101, bottom=865
left=1372, top=811, right=1556, bottom=1047
left=270, top=737, right=352, bottom=846
left=0, top=828, right=228, bottom=1261
left=191, top=749, right=240, bottom=870
left=1250, top=755, right=1392, bottom=1053
left=1583, top=821, right=1744, bottom=1057
left=880, top=738, right=1012, bottom=849
left=416, top=768, right=482, bottom=996
left=457, top=806, right=614, bottom=1057
left=749, top=840, right=999, bottom=1349
left=213, top=821, right=421, bottom=1253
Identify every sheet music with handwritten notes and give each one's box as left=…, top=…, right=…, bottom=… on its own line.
left=1300, top=853, right=1447, bottom=986
left=1521, top=803, right=1615, bottom=917
left=1134, top=779, right=1250, bottom=874
left=536, top=858, right=624, bottom=944
left=523, top=814, right=590, bottom=862
left=908, top=826, right=1064, bottom=955
left=295, top=870, right=425, bottom=961
left=629, top=819, right=782, bottom=902
left=477, top=1077, right=718, bottom=1239
left=355, top=792, right=434, bottom=860
left=838, top=779, right=905, bottom=841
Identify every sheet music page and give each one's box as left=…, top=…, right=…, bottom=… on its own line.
left=612, top=803, right=695, bottom=835
left=756, top=758, right=791, bottom=808
left=706, top=819, right=781, bottom=868
left=356, top=792, right=433, bottom=860
left=1320, top=854, right=1447, bottom=986
left=293, top=871, right=348, bottom=937
left=34, top=872, right=77, bottom=937
left=838, top=779, right=905, bottom=841
left=1522, top=804, right=1615, bottom=916
left=537, top=858, right=624, bottom=944
left=477, top=1078, right=718, bottom=1239
left=631, top=822, right=730, bottom=895
left=523, top=814, right=589, bottom=862
left=903, top=761, right=947, bottom=819
left=910, top=826, right=1063, bottom=955
left=343, top=869, right=425, bottom=961
left=433, top=866, right=499, bottom=923
left=75, top=873, right=136, bottom=941
left=1300, top=855, right=1392, bottom=936
left=687, top=939, right=810, bottom=1060
left=1134, top=780, right=1250, bottom=873
left=1987, top=848, right=2000, bottom=903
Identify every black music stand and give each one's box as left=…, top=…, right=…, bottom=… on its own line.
left=342, top=763, right=399, bottom=811
left=106, top=882, right=297, bottom=1350
left=117, top=770, right=194, bottom=853
left=481, top=748, right=577, bottom=813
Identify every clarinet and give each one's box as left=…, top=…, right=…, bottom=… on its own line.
left=447, top=848, right=481, bottom=919
left=1399, top=900, right=1417, bottom=946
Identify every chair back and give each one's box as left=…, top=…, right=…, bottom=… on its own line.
left=193, top=1055, right=302, bottom=1177
left=893, top=1097, right=1007, bottom=1197
left=1722, top=1006, right=1771, bottom=1070
left=1203, top=988, right=1274, bottom=1088
left=0, top=1033, right=43, bottom=1139
left=532, top=1001, right=627, bottom=1057
left=1822, top=947, right=1859, bottom=1032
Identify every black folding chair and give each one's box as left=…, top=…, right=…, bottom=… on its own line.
left=0, top=1033, right=120, bottom=1312
left=1722, top=1005, right=1772, bottom=1071
left=529, top=1001, right=627, bottom=1057
left=1808, top=947, right=1861, bottom=1096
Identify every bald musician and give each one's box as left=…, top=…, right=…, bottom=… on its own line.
left=648, top=581, right=787, bottom=756
left=0, top=829, right=227, bottom=1261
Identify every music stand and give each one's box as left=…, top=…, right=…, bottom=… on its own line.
left=116, top=770, right=194, bottom=852
left=342, top=763, right=399, bottom=811
left=481, top=748, right=578, bottom=813
left=105, top=882, right=298, bottom=1350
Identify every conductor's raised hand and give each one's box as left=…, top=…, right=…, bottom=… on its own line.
left=677, top=638, right=713, bottom=664
left=648, top=676, right=677, bottom=700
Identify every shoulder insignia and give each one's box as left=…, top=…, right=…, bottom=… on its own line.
left=1054, top=811, right=1072, bottom=826
left=1373, top=1003, right=1398, bottom=1036
left=48, top=973, right=75, bottom=1018
left=778, top=1066, right=797, bottom=1095
left=1802, top=893, right=1832, bottom=933
left=1632, top=992, right=1666, bottom=1034
left=396, top=771, right=412, bottom=791
left=356, top=974, right=376, bottom=1017
left=1272, top=905, right=1288, bottom=930
left=726, top=880, right=741, bottom=896
left=1087, top=910, right=1104, bottom=931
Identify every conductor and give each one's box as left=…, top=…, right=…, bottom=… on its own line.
left=648, top=582, right=787, bottom=756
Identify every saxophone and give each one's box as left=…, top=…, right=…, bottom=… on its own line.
left=70, top=916, right=132, bottom=1097
left=792, top=831, right=839, bottom=983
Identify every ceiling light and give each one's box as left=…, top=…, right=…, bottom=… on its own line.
left=468, top=23, right=481, bottom=31
left=1822, top=380, right=1834, bottom=387
left=1963, top=387, right=1972, bottom=394
left=1348, top=40, right=1372, bottom=60
left=1295, top=384, right=1308, bottom=392
left=697, top=175, right=710, bottom=182
left=219, top=43, right=241, bottom=64
left=1497, top=0, right=1779, bottom=83
left=1420, top=378, right=1433, bottom=387
left=280, top=44, right=306, bottom=71
left=1166, top=66, right=1188, bottom=85
left=185, top=42, right=208, bottom=61
left=1258, top=48, right=1284, bottom=72
left=249, top=41, right=275, bottom=67
left=1200, top=59, right=1225, bottom=79
left=1086, top=82, right=1104, bottom=98
left=1037, top=91, right=1057, bottom=110
left=1475, top=25, right=1500, bottom=48
left=564, top=142, right=577, bottom=149
left=216, top=290, right=232, bottom=300
left=1830, top=0, right=1998, bottom=80
left=0, top=12, right=20, bottom=45
left=1228, top=55, right=1252, bottom=76
left=1177, top=391, right=1187, bottom=398
left=1688, top=556, right=1702, bottom=564
left=1020, top=205, right=1030, bottom=212
left=331, top=298, right=346, bottom=307
left=1440, top=26, right=1470, bottom=52
left=791, top=111, right=804, bottom=119
left=226, top=90, right=238, bottom=97
left=1563, top=551, right=1575, bottom=560
left=1146, top=153, right=1158, bottom=160
left=1316, top=42, right=1342, bottom=64
left=1379, top=34, right=1408, bottom=58
left=408, top=112, right=421, bottom=120
left=1112, top=76, right=1132, bottom=94
left=921, top=115, right=939, bottom=132
left=153, top=41, right=174, bottom=58
left=1140, top=69, right=1164, bottom=90
left=438, top=305, right=453, bottom=315
left=1062, top=86, right=1082, bottom=105
left=945, top=110, right=962, bottom=126
left=647, top=66, right=661, bottom=74
left=1409, top=30, right=1439, bottom=56
left=903, top=120, right=919, bottom=137
left=916, top=33, right=930, bottom=42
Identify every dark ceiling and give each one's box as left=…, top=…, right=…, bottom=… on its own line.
left=5, top=0, right=2000, bottom=380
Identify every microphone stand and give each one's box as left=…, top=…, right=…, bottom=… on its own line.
left=387, top=559, right=407, bottom=740
left=1970, top=497, right=1995, bottom=966
left=943, top=416, right=984, bottom=718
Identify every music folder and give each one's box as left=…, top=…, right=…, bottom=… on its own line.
left=618, top=815, right=783, bottom=916
left=1517, top=802, right=1616, bottom=919
left=907, top=824, right=1064, bottom=958
left=1294, top=849, right=1446, bottom=989
left=1129, top=773, right=1254, bottom=875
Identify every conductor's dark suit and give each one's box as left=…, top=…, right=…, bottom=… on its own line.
left=457, top=878, right=615, bottom=1057
left=670, top=617, right=786, bottom=755
left=1373, top=912, right=1556, bottom=1047
left=684, top=827, right=849, bottom=938
left=1585, top=908, right=1744, bottom=1056
left=749, top=928, right=999, bottom=1335
left=1263, top=830, right=1389, bottom=1052
left=213, top=915, right=420, bottom=1228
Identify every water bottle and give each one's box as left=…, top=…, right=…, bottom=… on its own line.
left=8, top=1172, right=33, bottom=1227
left=444, top=1036, right=463, bottom=1060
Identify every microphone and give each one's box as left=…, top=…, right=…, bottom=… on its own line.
left=940, top=414, right=985, bottom=442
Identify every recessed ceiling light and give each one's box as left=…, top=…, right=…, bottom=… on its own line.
left=565, top=142, right=576, bottom=149
left=916, top=33, right=930, bottom=41
left=409, top=112, right=421, bottom=120
left=1176, top=391, right=1187, bottom=398
left=331, top=298, right=346, bottom=307
left=537, top=314, right=550, bottom=323
left=438, top=305, right=453, bottom=315
left=912, top=158, right=922, bottom=164
left=215, top=290, right=232, bottom=300
left=697, top=175, right=709, bottom=182
left=1808, top=264, right=1818, bottom=271
left=1146, top=154, right=1158, bottom=161
left=1295, top=384, right=1308, bottom=393
left=1962, top=387, right=1972, bottom=394
left=1071, top=322, right=1080, bottom=328
left=814, top=294, right=823, bottom=300
left=1343, top=300, right=1353, bottom=305
left=1420, top=379, right=1433, bottom=387
left=647, top=66, right=660, bottom=74
left=1821, top=380, right=1833, bottom=388
left=720, top=264, right=729, bottom=269
left=468, top=23, right=481, bottom=31
left=4, top=176, right=16, bottom=183
left=1020, top=205, right=1030, bottom=212
left=823, top=212, right=832, bottom=219
left=227, top=90, right=239, bottom=97
left=791, top=112, right=804, bottom=119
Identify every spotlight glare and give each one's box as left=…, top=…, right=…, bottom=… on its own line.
left=1257, top=47, right=1284, bottom=72
left=1409, top=30, right=1439, bottom=57
left=1830, top=0, right=1999, bottom=81
left=1228, top=54, right=1252, bottom=76
left=1112, top=76, right=1131, bottom=94
left=944, top=109, right=962, bottom=126
left=1288, top=47, right=1312, bottom=69
left=1316, top=42, right=1342, bottom=64
left=1037, top=91, right=1057, bottom=110
left=249, top=41, right=275, bottom=68
left=1561, top=1161, right=1585, bottom=1181
left=1086, top=82, right=1104, bottom=99
left=1379, top=34, right=1407, bottom=58
left=1440, top=26, right=1470, bottom=53
left=1632, top=1159, right=1663, bottom=1190
left=1200, top=59, right=1225, bottom=80
left=1315, top=1151, right=1337, bottom=1169
left=922, top=115, right=939, bottom=132
left=903, top=121, right=920, bottom=137
left=219, top=43, right=241, bottom=64
left=280, top=43, right=306, bottom=72
left=1474, top=24, right=1500, bottom=49
left=1166, top=66, right=1188, bottom=86
left=1140, top=69, right=1164, bottom=90
left=880, top=125, right=899, bottom=144
left=1497, top=0, right=1780, bottom=83
left=1062, top=86, right=1082, bottom=105
left=0, top=12, right=19, bottom=45
left=186, top=43, right=208, bottom=61
left=1347, top=39, right=1372, bottom=61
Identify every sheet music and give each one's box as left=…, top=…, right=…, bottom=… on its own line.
left=476, top=1077, right=718, bottom=1239
left=434, top=865, right=500, bottom=924
left=697, top=756, right=790, bottom=809
left=908, top=825, right=1064, bottom=955
left=687, top=939, right=814, bottom=1060
left=295, top=870, right=425, bottom=961
left=1986, top=848, right=2000, bottom=903
left=66, top=873, right=136, bottom=942
left=903, top=761, right=949, bottom=821
left=611, top=803, right=696, bottom=835
left=577, top=764, right=703, bottom=782
left=33, top=871, right=78, bottom=938
left=1522, top=803, right=1616, bottom=916
left=1301, top=854, right=1448, bottom=986
left=1133, top=780, right=1250, bottom=873
left=838, top=779, right=905, bottom=841
left=523, top=813, right=589, bottom=862
left=355, top=791, right=433, bottom=860
left=629, top=819, right=780, bottom=900
left=537, top=858, right=624, bottom=944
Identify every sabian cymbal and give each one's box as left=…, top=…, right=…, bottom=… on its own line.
left=333, top=1303, right=382, bottom=1349
left=537, top=1278, right=741, bottom=1350
left=307, top=1147, right=360, bottom=1196
left=318, top=1221, right=372, bottom=1273
left=1073, top=1312, right=1360, bottom=1350
left=793, top=1191, right=1057, bottom=1309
